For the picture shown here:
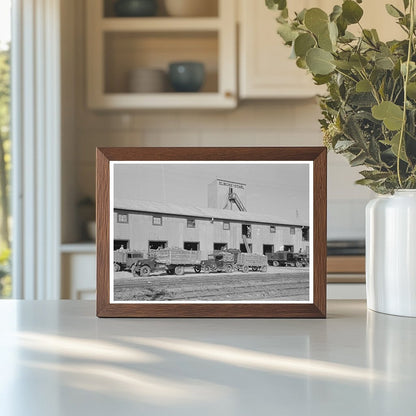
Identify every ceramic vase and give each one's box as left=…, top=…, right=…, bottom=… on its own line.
left=366, top=190, right=416, bottom=317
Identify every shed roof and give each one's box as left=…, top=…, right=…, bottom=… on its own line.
left=114, top=199, right=308, bottom=227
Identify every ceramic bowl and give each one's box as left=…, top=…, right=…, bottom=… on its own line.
left=114, top=0, right=158, bottom=17
left=128, top=68, right=167, bottom=93
left=164, top=0, right=217, bottom=17
left=168, top=62, right=205, bottom=92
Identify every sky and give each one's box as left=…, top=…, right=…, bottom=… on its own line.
left=114, top=163, right=310, bottom=224
left=0, top=0, right=11, bottom=49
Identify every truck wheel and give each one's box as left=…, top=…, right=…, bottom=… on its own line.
left=273, top=261, right=279, bottom=267
left=140, top=265, right=151, bottom=277
left=261, top=266, right=267, bottom=272
left=114, top=263, right=120, bottom=272
left=194, top=265, right=201, bottom=273
left=225, top=264, right=233, bottom=273
left=131, top=264, right=139, bottom=277
left=174, top=265, right=185, bottom=275
left=242, top=265, right=249, bottom=273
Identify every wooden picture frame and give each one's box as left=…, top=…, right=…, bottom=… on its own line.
left=96, top=147, right=327, bottom=318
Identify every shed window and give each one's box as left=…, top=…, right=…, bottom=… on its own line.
left=223, top=222, right=230, bottom=230
left=117, top=213, right=128, bottom=223
left=152, top=216, right=163, bottom=226
left=187, top=218, right=196, bottom=228
left=290, top=227, right=296, bottom=235
left=270, top=225, right=276, bottom=233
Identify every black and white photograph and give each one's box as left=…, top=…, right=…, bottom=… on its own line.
left=110, top=161, right=313, bottom=303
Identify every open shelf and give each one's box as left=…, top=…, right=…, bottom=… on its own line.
left=104, top=31, right=218, bottom=94
left=101, top=17, right=221, bottom=32
left=87, top=0, right=236, bottom=109
left=103, top=0, right=219, bottom=18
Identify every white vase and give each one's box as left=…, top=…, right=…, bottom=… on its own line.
left=366, top=190, right=416, bottom=317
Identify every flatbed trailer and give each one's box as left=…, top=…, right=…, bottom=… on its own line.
left=236, top=253, right=268, bottom=273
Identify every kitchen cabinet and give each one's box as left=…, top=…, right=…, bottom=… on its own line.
left=238, top=0, right=404, bottom=99
left=239, top=0, right=325, bottom=99
left=86, top=0, right=237, bottom=109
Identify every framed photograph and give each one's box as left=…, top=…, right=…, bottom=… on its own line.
left=96, top=147, right=327, bottom=318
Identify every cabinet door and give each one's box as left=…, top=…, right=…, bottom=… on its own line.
left=239, top=0, right=403, bottom=99
left=239, top=0, right=326, bottom=99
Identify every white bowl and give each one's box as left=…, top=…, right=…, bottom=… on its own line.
left=128, top=68, right=167, bottom=93
left=164, top=0, right=218, bottom=17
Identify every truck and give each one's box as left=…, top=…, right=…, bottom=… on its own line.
left=267, top=251, right=309, bottom=267
left=131, top=247, right=202, bottom=277
left=199, top=251, right=235, bottom=274
left=113, top=250, right=146, bottom=272
left=236, top=252, right=268, bottom=273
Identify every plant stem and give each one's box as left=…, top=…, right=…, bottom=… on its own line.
left=397, top=0, right=415, bottom=188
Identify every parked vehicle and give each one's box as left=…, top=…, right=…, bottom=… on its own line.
left=199, top=251, right=235, bottom=273
left=236, top=252, right=267, bottom=273
left=267, top=251, right=309, bottom=267
left=114, top=250, right=146, bottom=272
left=130, top=247, right=202, bottom=276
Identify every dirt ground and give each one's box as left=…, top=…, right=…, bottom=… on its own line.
left=113, top=266, right=310, bottom=302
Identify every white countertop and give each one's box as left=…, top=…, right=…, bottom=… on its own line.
left=0, top=300, right=415, bottom=415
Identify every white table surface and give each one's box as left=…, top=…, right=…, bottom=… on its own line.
left=0, top=300, right=415, bottom=416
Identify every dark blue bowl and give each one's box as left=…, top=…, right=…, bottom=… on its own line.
left=114, top=0, right=158, bottom=17
left=168, top=62, right=205, bottom=93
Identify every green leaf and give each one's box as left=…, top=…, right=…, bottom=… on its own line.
left=296, top=8, right=307, bottom=23
left=350, top=54, right=368, bottom=70
left=306, top=48, right=335, bottom=75
left=382, top=132, right=409, bottom=162
left=407, top=82, right=416, bottom=99
left=294, top=33, right=316, bottom=58
left=277, top=23, right=298, bottom=43
left=318, top=27, right=334, bottom=52
left=375, top=55, right=395, bottom=70
left=350, top=151, right=367, bottom=167
left=356, top=79, right=372, bottom=92
left=313, top=74, right=332, bottom=85
left=372, top=101, right=404, bottom=131
left=330, top=5, right=342, bottom=22
left=385, top=4, right=404, bottom=18
left=342, top=0, right=364, bottom=24
left=304, top=8, right=329, bottom=35
left=296, top=57, right=308, bottom=69
left=333, top=60, right=353, bottom=70
left=266, top=0, right=287, bottom=11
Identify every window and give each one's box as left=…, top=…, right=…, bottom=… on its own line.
left=117, top=213, right=128, bottom=223
left=0, top=2, right=11, bottom=298
left=242, top=224, right=251, bottom=238
left=290, top=227, right=296, bottom=235
left=114, top=240, right=129, bottom=250
left=187, top=218, right=196, bottom=228
left=152, top=216, right=162, bottom=226
left=270, top=225, right=276, bottom=233
left=223, top=222, right=230, bottom=230
left=302, top=227, right=309, bottom=241
left=240, top=243, right=252, bottom=253
left=149, top=240, right=167, bottom=250
left=184, top=241, right=200, bottom=251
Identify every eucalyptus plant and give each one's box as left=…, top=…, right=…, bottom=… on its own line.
left=266, top=0, right=416, bottom=193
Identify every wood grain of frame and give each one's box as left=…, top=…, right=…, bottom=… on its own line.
left=96, top=147, right=327, bottom=318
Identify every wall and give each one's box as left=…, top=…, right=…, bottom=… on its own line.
left=113, top=211, right=305, bottom=259
left=62, top=0, right=374, bottom=243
